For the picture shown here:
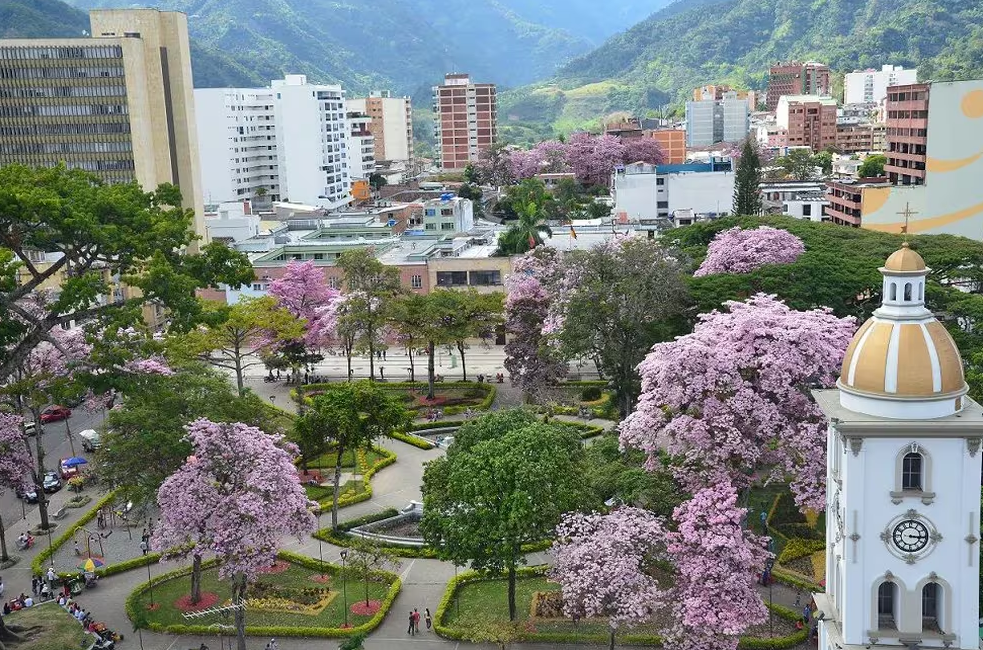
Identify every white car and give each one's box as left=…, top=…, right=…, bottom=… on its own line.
left=78, top=429, right=101, bottom=452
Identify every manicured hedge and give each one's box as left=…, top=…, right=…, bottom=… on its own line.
left=126, top=550, right=401, bottom=638
left=312, top=446, right=397, bottom=510
left=435, top=565, right=808, bottom=648
left=389, top=431, right=436, bottom=449
left=777, top=538, right=826, bottom=565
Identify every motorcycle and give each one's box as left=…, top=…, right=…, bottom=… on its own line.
left=15, top=535, right=34, bottom=551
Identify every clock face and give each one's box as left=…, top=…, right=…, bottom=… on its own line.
left=892, top=519, right=930, bottom=553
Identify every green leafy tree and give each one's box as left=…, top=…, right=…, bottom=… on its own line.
left=343, top=538, right=399, bottom=606
left=552, top=237, right=690, bottom=415
left=171, top=296, right=303, bottom=395
left=583, top=435, right=685, bottom=518
left=814, top=150, right=834, bottom=176
left=337, top=249, right=403, bottom=380
left=858, top=154, right=888, bottom=178
left=97, top=363, right=283, bottom=508
left=458, top=182, right=485, bottom=218
left=368, top=173, right=388, bottom=191
left=420, top=414, right=592, bottom=621
left=496, top=181, right=556, bottom=255
left=775, top=149, right=818, bottom=181
left=295, top=381, right=408, bottom=529
left=452, top=290, right=504, bottom=382
left=585, top=200, right=613, bottom=220
left=0, top=164, right=254, bottom=381
left=390, top=291, right=461, bottom=398
left=733, top=137, right=763, bottom=216
left=463, top=163, right=480, bottom=185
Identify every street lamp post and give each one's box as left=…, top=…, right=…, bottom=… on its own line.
left=340, top=550, right=349, bottom=628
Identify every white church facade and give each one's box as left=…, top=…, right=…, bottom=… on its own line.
left=812, top=243, right=983, bottom=649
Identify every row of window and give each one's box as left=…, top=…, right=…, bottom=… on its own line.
left=0, top=46, right=123, bottom=60
left=0, top=140, right=132, bottom=155
left=435, top=270, right=502, bottom=287
left=0, top=122, right=130, bottom=136
left=0, top=66, right=124, bottom=79
left=0, top=104, right=126, bottom=117
left=877, top=582, right=940, bottom=631
left=0, top=84, right=126, bottom=99
left=887, top=110, right=928, bottom=119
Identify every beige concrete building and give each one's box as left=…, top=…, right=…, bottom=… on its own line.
left=347, top=91, right=413, bottom=163
left=0, top=9, right=206, bottom=241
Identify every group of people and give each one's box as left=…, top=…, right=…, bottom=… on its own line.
left=406, top=607, right=432, bottom=635
left=15, top=532, right=34, bottom=550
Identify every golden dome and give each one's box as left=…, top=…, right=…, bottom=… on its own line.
left=840, top=319, right=964, bottom=398
left=883, top=242, right=926, bottom=272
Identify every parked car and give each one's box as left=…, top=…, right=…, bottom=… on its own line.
left=22, top=421, right=38, bottom=436
left=42, top=472, right=62, bottom=493
left=40, top=405, right=71, bottom=423
left=79, top=429, right=101, bottom=452
left=59, top=458, right=80, bottom=479
left=19, top=484, right=38, bottom=503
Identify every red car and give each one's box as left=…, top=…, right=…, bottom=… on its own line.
left=40, top=405, right=71, bottom=423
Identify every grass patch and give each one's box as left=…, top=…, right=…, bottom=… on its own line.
left=307, top=448, right=386, bottom=470
left=4, top=602, right=90, bottom=650
left=305, top=479, right=359, bottom=502
left=133, top=560, right=391, bottom=631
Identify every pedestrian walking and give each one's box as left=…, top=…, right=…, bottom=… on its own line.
left=46, top=566, right=56, bottom=587
left=139, top=540, right=148, bottom=556
left=802, top=604, right=811, bottom=626
left=30, top=576, right=37, bottom=596
left=379, top=367, right=385, bottom=380
left=382, top=349, right=387, bottom=360
left=407, top=611, right=415, bottom=635
left=425, top=608, right=432, bottom=630
left=413, top=608, right=420, bottom=632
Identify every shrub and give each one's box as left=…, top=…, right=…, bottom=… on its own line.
left=530, top=591, right=565, bottom=618
left=580, top=386, right=602, bottom=401
left=390, top=431, right=435, bottom=449
left=777, top=538, right=826, bottom=565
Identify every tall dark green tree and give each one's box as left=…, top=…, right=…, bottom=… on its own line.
left=733, top=137, right=762, bottom=216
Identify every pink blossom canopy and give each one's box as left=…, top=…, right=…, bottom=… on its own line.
left=0, top=413, right=33, bottom=491
left=268, top=260, right=340, bottom=349
left=695, top=226, right=806, bottom=276
left=153, top=418, right=316, bottom=579
left=620, top=293, right=855, bottom=510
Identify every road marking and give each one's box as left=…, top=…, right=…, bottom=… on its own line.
left=400, top=559, right=416, bottom=581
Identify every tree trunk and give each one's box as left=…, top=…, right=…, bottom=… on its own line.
left=233, top=572, right=247, bottom=650
left=190, top=553, right=202, bottom=604
left=364, top=572, right=370, bottom=606
left=234, top=343, right=245, bottom=396
left=64, top=419, right=75, bottom=457
left=368, top=338, right=376, bottom=381
left=0, top=514, right=8, bottom=562
left=332, top=444, right=345, bottom=530
left=609, top=627, right=616, bottom=650
left=507, top=562, right=517, bottom=622
left=427, top=341, right=436, bottom=400
left=345, top=343, right=353, bottom=382
left=407, top=347, right=415, bottom=382
left=456, top=341, right=467, bottom=381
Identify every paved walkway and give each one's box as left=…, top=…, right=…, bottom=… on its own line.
left=0, top=379, right=815, bottom=650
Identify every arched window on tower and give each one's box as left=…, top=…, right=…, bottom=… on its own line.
left=878, top=582, right=898, bottom=629
left=902, top=452, right=923, bottom=490
left=922, top=583, right=941, bottom=632
left=918, top=282, right=924, bottom=301
left=889, top=283, right=898, bottom=301
left=904, top=282, right=913, bottom=301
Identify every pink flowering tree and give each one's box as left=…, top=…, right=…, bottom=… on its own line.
left=503, top=248, right=567, bottom=396
left=622, top=138, right=666, bottom=166
left=153, top=418, right=315, bottom=650
left=0, top=412, right=33, bottom=561
left=567, top=133, right=626, bottom=187
left=621, top=293, right=855, bottom=511
left=665, top=483, right=771, bottom=650
left=267, top=260, right=340, bottom=378
left=551, top=507, right=671, bottom=650
left=695, top=227, right=806, bottom=276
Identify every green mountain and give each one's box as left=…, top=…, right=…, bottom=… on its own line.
left=0, top=0, right=264, bottom=87
left=501, top=0, right=983, bottom=134
left=57, top=0, right=672, bottom=94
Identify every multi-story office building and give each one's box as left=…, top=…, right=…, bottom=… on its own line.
left=693, top=84, right=759, bottom=111
left=685, top=92, right=749, bottom=146
left=844, top=65, right=917, bottom=105
left=767, top=61, right=831, bottom=112
left=432, top=73, right=497, bottom=171
left=0, top=9, right=206, bottom=239
left=824, top=80, right=983, bottom=238
left=194, top=87, right=279, bottom=203
left=345, top=111, right=375, bottom=182
left=834, top=123, right=887, bottom=154
left=272, top=75, right=350, bottom=210
left=346, top=91, right=413, bottom=162
left=646, top=129, right=686, bottom=164
left=776, top=95, right=838, bottom=152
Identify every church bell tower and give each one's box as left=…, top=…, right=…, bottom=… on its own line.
left=813, top=243, right=983, bottom=649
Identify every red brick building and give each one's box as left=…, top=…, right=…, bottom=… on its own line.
left=432, top=73, right=497, bottom=171
left=884, top=83, right=929, bottom=185
left=767, top=62, right=831, bottom=111
left=777, top=96, right=838, bottom=152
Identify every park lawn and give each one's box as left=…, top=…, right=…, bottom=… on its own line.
left=5, top=602, right=90, bottom=650
left=307, top=447, right=386, bottom=470
left=135, top=561, right=391, bottom=631
left=304, top=479, right=360, bottom=502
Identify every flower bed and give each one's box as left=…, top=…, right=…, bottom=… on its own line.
left=304, top=446, right=397, bottom=510
left=126, top=550, right=401, bottom=638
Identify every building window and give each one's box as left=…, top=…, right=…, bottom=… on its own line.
left=328, top=277, right=340, bottom=289
left=411, top=275, right=423, bottom=289
left=802, top=204, right=812, bottom=216
left=877, top=582, right=897, bottom=629
left=436, top=271, right=468, bottom=287
left=657, top=201, right=669, bottom=209
left=469, top=270, right=502, bottom=286
left=902, top=452, right=923, bottom=490
left=922, top=583, right=940, bottom=631
left=656, top=177, right=665, bottom=186
left=440, top=222, right=455, bottom=230
left=904, top=282, right=913, bottom=301
left=425, top=223, right=436, bottom=230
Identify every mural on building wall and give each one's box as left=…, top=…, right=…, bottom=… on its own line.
left=862, top=81, right=983, bottom=239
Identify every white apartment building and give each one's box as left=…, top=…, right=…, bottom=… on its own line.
left=684, top=92, right=749, bottom=146
left=347, top=91, right=414, bottom=162
left=195, top=87, right=279, bottom=203
left=613, top=161, right=734, bottom=222
left=346, top=112, right=375, bottom=182
left=421, top=195, right=474, bottom=234
left=844, top=65, right=917, bottom=105
left=272, top=74, right=351, bottom=210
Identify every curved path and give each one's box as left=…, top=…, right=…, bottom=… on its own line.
left=2, top=378, right=809, bottom=649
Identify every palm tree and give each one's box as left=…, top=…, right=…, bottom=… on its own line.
left=497, top=197, right=553, bottom=255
